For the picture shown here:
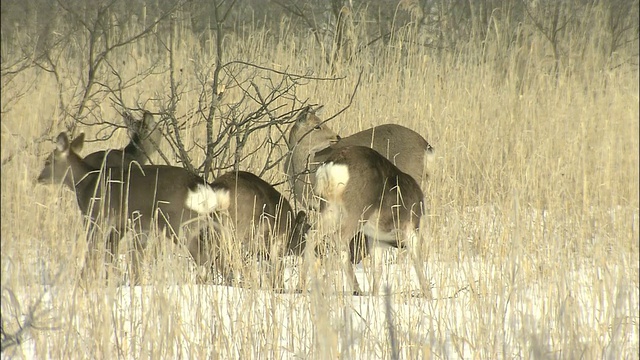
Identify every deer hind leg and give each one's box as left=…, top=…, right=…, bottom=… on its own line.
left=214, top=223, right=240, bottom=286
left=187, top=225, right=217, bottom=284
left=188, top=221, right=235, bottom=285
left=349, top=232, right=369, bottom=265
left=365, top=241, right=391, bottom=296
left=337, top=222, right=363, bottom=296
left=309, top=203, right=361, bottom=295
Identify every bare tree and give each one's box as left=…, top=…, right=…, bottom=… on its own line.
left=159, top=1, right=346, bottom=181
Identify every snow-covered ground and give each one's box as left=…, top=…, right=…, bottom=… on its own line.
left=3, top=258, right=637, bottom=359
left=2, top=205, right=638, bottom=359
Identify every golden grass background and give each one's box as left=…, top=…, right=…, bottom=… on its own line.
left=1, top=6, right=639, bottom=358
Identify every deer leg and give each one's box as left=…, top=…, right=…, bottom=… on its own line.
left=79, top=224, right=121, bottom=285
left=188, top=223, right=234, bottom=285
left=268, top=235, right=288, bottom=292
left=287, top=211, right=309, bottom=293
left=405, top=227, right=431, bottom=299
left=349, top=232, right=369, bottom=264
left=297, top=249, right=310, bottom=293
left=339, top=223, right=362, bottom=296
left=315, top=206, right=363, bottom=295
left=340, top=247, right=362, bottom=295
left=104, top=228, right=123, bottom=281
left=213, top=223, right=237, bottom=286
left=80, top=220, right=105, bottom=283
left=297, top=227, right=322, bottom=293
left=127, top=232, right=149, bottom=286
left=366, top=241, right=383, bottom=296
left=362, top=217, right=399, bottom=296
left=187, top=226, right=213, bottom=283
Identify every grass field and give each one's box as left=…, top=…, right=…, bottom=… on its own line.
left=1, top=6, right=639, bottom=359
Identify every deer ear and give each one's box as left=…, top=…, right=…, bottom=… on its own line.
left=309, top=104, right=324, bottom=115
left=70, top=133, right=85, bottom=153
left=142, top=111, right=154, bottom=126
left=122, top=111, right=136, bottom=127
left=297, top=105, right=321, bottom=123
left=55, top=132, right=70, bottom=152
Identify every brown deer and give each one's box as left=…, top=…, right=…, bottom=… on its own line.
left=187, top=171, right=308, bottom=289
left=37, top=132, right=307, bottom=288
left=313, top=145, right=426, bottom=296
left=285, top=106, right=434, bottom=276
left=285, top=106, right=434, bottom=211
left=82, top=110, right=162, bottom=168
left=37, top=132, right=214, bottom=284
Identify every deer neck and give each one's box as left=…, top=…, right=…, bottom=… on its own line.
left=290, top=143, right=318, bottom=174
left=65, top=153, right=100, bottom=197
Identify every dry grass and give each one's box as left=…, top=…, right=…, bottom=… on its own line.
left=2, top=11, right=638, bottom=359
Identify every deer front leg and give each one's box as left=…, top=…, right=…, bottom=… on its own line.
left=127, top=232, right=149, bottom=286
left=80, top=224, right=121, bottom=285
left=268, top=235, right=289, bottom=292
left=103, top=228, right=123, bottom=284
left=80, top=220, right=103, bottom=283
left=405, top=227, right=431, bottom=299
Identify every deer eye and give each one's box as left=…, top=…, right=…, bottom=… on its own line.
left=314, top=125, right=321, bottom=130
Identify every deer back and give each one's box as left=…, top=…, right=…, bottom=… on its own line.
left=319, top=146, right=424, bottom=230
left=83, top=111, right=162, bottom=169
left=315, top=124, right=433, bottom=186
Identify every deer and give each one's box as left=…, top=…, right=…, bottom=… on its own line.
left=35, top=110, right=162, bottom=283
left=284, top=106, right=434, bottom=273
left=37, top=132, right=308, bottom=288
left=82, top=110, right=163, bottom=169
left=312, top=145, right=426, bottom=296
left=187, top=171, right=309, bottom=289
left=37, top=132, right=215, bottom=284
left=284, top=105, right=434, bottom=212
left=38, top=111, right=163, bottom=190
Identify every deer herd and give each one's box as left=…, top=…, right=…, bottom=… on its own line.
left=37, top=106, right=434, bottom=296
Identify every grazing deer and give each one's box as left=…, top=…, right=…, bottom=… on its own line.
left=313, top=145, right=426, bottom=296
left=38, top=132, right=308, bottom=288
left=186, top=171, right=308, bottom=289
left=285, top=106, right=434, bottom=211
left=82, top=110, right=162, bottom=169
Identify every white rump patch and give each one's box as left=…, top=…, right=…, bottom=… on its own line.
left=425, top=148, right=436, bottom=163
left=315, top=162, right=349, bottom=201
left=185, top=184, right=230, bottom=214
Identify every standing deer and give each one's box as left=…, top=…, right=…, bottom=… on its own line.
left=285, top=106, right=434, bottom=212
left=313, top=145, right=426, bottom=296
left=285, top=106, right=434, bottom=269
left=82, top=110, right=162, bottom=168
left=37, top=132, right=307, bottom=288
left=38, top=111, right=163, bottom=188
left=37, top=132, right=213, bottom=284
